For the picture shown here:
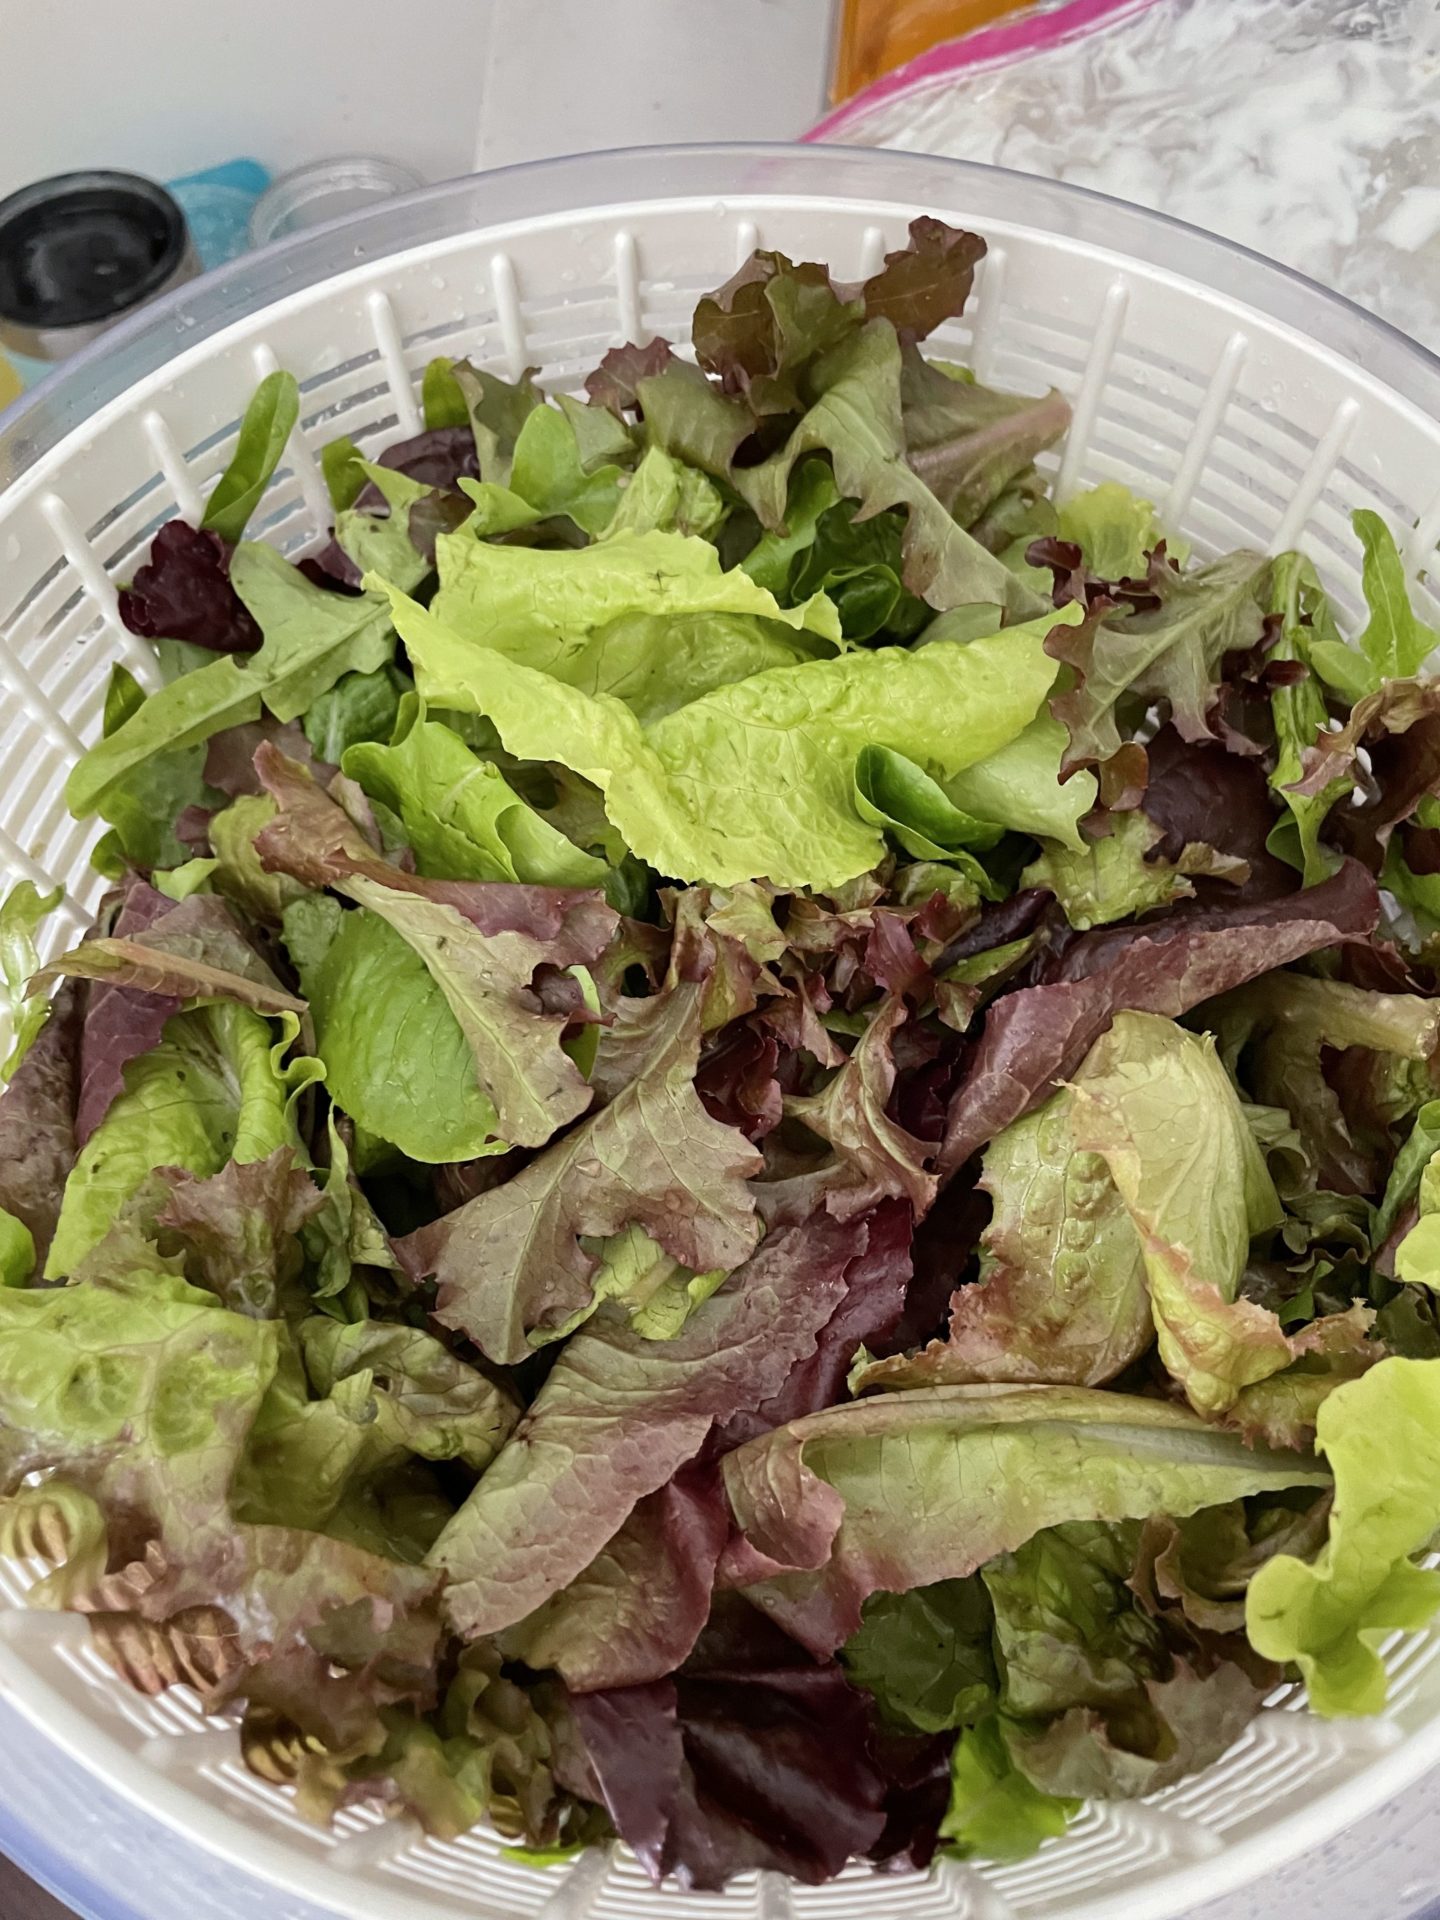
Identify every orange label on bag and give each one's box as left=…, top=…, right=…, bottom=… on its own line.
left=832, top=0, right=1040, bottom=101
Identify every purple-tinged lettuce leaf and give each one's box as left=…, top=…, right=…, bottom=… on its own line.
left=34, top=892, right=305, bottom=1023
left=1046, top=549, right=1271, bottom=775
left=1003, top=1658, right=1262, bottom=1801
left=255, top=745, right=615, bottom=1148
left=401, top=974, right=762, bottom=1363
left=67, top=877, right=178, bottom=1145
left=719, top=1196, right=913, bottom=1447
left=427, top=1211, right=870, bottom=1640
left=937, top=859, right=1380, bottom=1179
left=692, top=251, right=861, bottom=417
left=1142, top=724, right=1299, bottom=905
left=1134, top=1497, right=1332, bottom=1638
left=501, top=1462, right=731, bottom=1691
left=1247, top=1356, right=1440, bottom=1715
left=859, top=1079, right=1152, bottom=1394
left=155, top=1148, right=325, bottom=1319
left=119, top=521, right=263, bottom=654
left=0, top=979, right=80, bottom=1267
left=719, top=1384, right=1329, bottom=1657
left=900, top=345, right=1069, bottom=529
left=735, top=323, right=1051, bottom=621
left=765, top=997, right=937, bottom=1227
left=853, top=217, right=987, bottom=342
left=1291, top=675, right=1440, bottom=870
left=570, top=1597, right=940, bottom=1889
left=586, top=337, right=679, bottom=414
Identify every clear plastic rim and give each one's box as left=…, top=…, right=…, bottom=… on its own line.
left=5, top=141, right=1440, bottom=470
left=4, top=140, right=1440, bottom=1920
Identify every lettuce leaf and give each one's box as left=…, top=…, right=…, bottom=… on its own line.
left=47, top=1002, right=299, bottom=1275
left=1246, top=1356, right=1440, bottom=1714
left=0, top=982, right=80, bottom=1267
left=302, top=908, right=507, bottom=1164
left=938, top=860, right=1379, bottom=1178
left=0, top=880, right=60, bottom=1075
left=428, top=1210, right=873, bottom=1639
left=343, top=697, right=607, bottom=888
left=734, top=323, right=1051, bottom=620
left=385, top=589, right=1076, bottom=889
left=842, top=1579, right=997, bottom=1733
left=67, top=546, right=396, bottom=816
left=1022, top=807, right=1247, bottom=931
left=940, top=1718, right=1077, bottom=1860
left=940, top=711, right=1095, bottom=852
left=255, top=747, right=615, bottom=1148
left=720, top=1384, right=1330, bottom=1655
left=400, top=975, right=762, bottom=1363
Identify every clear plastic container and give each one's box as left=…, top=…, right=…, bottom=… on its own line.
left=6, top=145, right=1440, bottom=1920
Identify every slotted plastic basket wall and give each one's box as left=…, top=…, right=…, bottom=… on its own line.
left=2, top=143, right=1440, bottom=1920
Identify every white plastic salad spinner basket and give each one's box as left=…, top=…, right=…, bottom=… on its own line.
left=3, top=142, right=1440, bottom=1920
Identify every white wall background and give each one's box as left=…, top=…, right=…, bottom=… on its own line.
left=0, top=0, right=835, bottom=197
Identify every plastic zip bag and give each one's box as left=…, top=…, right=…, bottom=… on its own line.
left=814, top=0, right=1440, bottom=352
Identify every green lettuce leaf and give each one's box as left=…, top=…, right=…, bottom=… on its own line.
left=1056, top=482, right=1174, bottom=581
left=401, top=974, right=761, bottom=1363
left=420, top=525, right=841, bottom=676
left=343, top=698, right=607, bottom=888
left=732, top=323, right=1051, bottom=620
left=302, top=663, right=409, bottom=764
left=201, top=370, right=300, bottom=545
left=900, top=346, right=1069, bottom=530
left=90, top=663, right=218, bottom=877
left=47, top=1002, right=300, bottom=1276
left=1022, top=808, right=1247, bottom=930
left=1308, top=511, right=1440, bottom=700
left=939, top=1718, right=1078, bottom=1861
left=722, top=1382, right=1330, bottom=1655
left=67, top=546, right=395, bottom=816
left=600, top=445, right=726, bottom=541
left=302, top=908, right=507, bottom=1163
left=0, top=881, right=60, bottom=1076
left=1065, top=1013, right=1296, bottom=1417
left=841, top=1579, right=998, bottom=1733
left=1246, top=1356, right=1440, bottom=1714
left=1268, top=552, right=1347, bottom=883
left=852, top=745, right=1004, bottom=880
left=385, top=589, right=1077, bottom=889
left=940, top=711, right=1096, bottom=852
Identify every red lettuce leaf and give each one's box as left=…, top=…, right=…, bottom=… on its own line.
left=0, top=978, right=81, bottom=1264
left=119, top=521, right=262, bottom=655
left=569, top=1597, right=945, bottom=1890
left=938, top=861, right=1379, bottom=1178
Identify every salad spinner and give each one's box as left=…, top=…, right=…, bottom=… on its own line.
left=2, top=143, right=1440, bottom=1920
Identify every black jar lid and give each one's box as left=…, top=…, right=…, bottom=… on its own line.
left=0, top=170, right=189, bottom=332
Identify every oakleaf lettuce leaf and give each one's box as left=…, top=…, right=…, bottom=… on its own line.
left=400, top=975, right=762, bottom=1363
left=1246, top=1356, right=1440, bottom=1714
left=384, top=589, right=1079, bottom=889
left=719, top=1384, right=1330, bottom=1656
left=0, top=880, right=60, bottom=1076
left=1021, top=808, right=1246, bottom=931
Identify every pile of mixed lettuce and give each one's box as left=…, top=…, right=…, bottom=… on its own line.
left=6, top=219, right=1440, bottom=1888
